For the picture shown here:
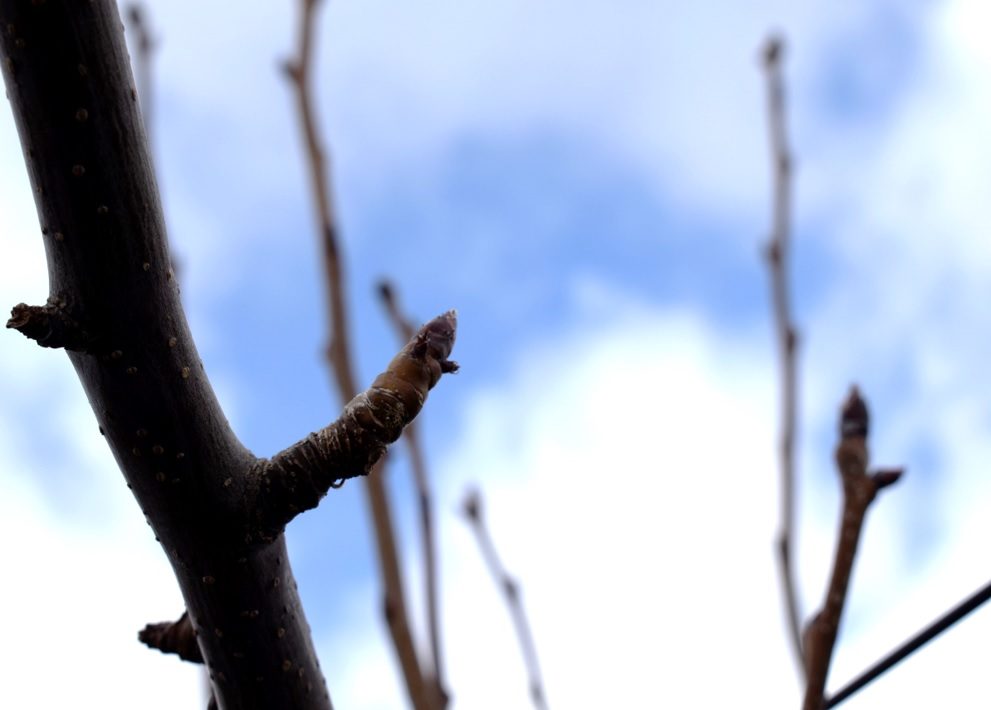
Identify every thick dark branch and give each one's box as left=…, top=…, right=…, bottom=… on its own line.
left=138, top=611, right=204, bottom=664
left=802, top=387, right=904, bottom=710
left=249, top=311, right=458, bottom=539
left=760, top=34, right=805, bottom=678
left=0, top=3, right=462, bottom=707
left=378, top=281, right=449, bottom=708
left=462, top=489, right=549, bottom=710
left=1, top=3, right=332, bottom=707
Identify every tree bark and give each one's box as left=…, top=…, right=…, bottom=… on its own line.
left=0, top=2, right=456, bottom=708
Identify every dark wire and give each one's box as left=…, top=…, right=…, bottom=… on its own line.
left=826, top=578, right=991, bottom=707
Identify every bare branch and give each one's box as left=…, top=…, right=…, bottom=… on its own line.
left=802, top=387, right=904, bottom=710
left=760, top=33, right=805, bottom=677
left=378, top=280, right=449, bottom=708
left=0, top=4, right=334, bottom=705
left=249, top=311, right=458, bottom=540
left=462, top=489, right=549, bottom=710
left=378, top=280, right=417, bottom=341
left=283, top=2, right=437, bottom=707
left=282, top=0, right=353, bottom=398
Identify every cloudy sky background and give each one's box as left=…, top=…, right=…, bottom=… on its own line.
left=3, top=0, right=991, bottom=706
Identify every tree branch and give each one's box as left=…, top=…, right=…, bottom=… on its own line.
left=802, top=387, right=904, bottom=710
left=379, top=281, right=449, bottom=708
left=248, top=311, right=458, bottom=541
left=760, top=34, right=805, bottom=678
left=282, top=1, right=437, bottom=707
left=281, top=0, right=353, bottom=399
left=462, top=489, right=549, bottom=710
left=0, top=3, right=456, bottom=707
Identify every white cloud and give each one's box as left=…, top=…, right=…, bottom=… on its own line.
left=794, top=0, right=991, bottom=594
left=805, top=0, right=991, bottom=379
left=0, top=99, right=200, bottom=709
left=5, top=1, right=991, bottom=707
left=315, top=0, right=903, bottom=221
left=316, top=277, right=991, bottom=707
left=318, top=302, right=804, bottom=707
left=436, top=308, right=794, bottom=707
left=0, top=109, right=50, bottom=335
left=0, top=400, right=201, bottom=708
left=102, top=0, right=923, bottom=268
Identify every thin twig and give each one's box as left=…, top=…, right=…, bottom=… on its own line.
left=803, top=387, right=904, bottom=710
left=462, top=489, right=549, bottom=710
left=378, top=281, right=416, bottom=342
left=283, top=2, right=432, bottom=708
left=826, top=578, right=991, bottom=707
left=760, top=34, right=805, bottom=678
left=379, top=280, right=449, bottom=708
left=124, top=4, right=157, bottom=147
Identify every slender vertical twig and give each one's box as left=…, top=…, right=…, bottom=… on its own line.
left=462, top=489, right=548, bottom=710
left=283, top=3, right=432, bottom=708
left=761, top=34, right=805, bottom=678
left=803, top=388, right=903, bottom=710
left=379, top=280, right=449, bottom=708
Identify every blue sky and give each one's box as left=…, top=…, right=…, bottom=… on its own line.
left=3, top=0, right=991, bottom=707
